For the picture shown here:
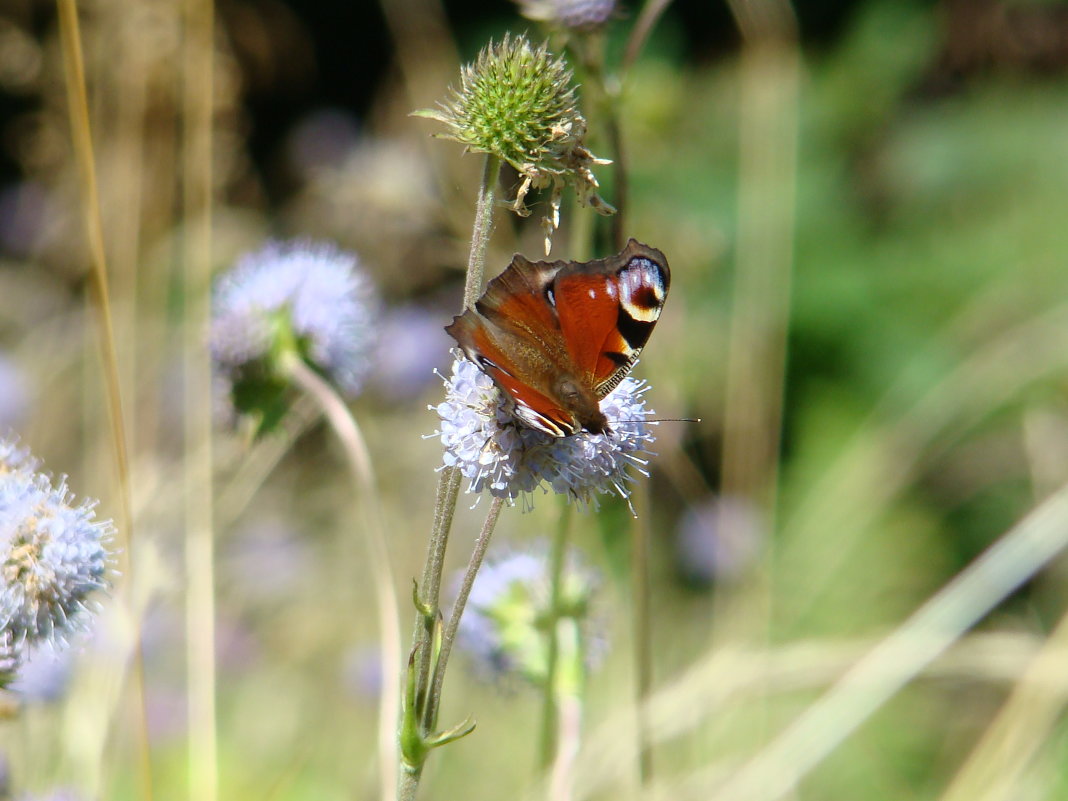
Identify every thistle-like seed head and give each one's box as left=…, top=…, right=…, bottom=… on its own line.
left=416, top=34, right=615, bottom=251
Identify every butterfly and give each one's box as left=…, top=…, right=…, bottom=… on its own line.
left=446, top=239, right=670, bottom=437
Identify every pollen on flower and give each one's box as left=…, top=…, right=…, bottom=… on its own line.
left=211, top=239, right=379, bottom=406
left=0, top=437, right=113, bottom=673
left=432, top=354, right=656, bottom=509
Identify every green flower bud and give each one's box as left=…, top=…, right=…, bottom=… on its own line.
left=416, top=34, right=615, bottom=252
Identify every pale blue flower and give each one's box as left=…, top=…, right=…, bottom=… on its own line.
left=676, top=496, right=764, bottom=586
left=516, top=0, right=617, bottom=30
left=211, top=240, right=379, bottom=397
left=9, top=640, right=73, bottom=702
left=455, top=543, right=603, bottom=684
left=0, top=438, right=112, bottom=656
left=433, top=354, right=656, bottom=507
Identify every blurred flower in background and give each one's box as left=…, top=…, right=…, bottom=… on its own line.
left=455, top=543, right=604, bottom=685
left=220, top=516, right=314, bottom=604
left=0, top=182, right=52, bottom=259
left=341, top=643, right=383, bottom=701
left=8, top=640, right=73, bottom=703
left=674, top=495, right=764, bottom=588
left=514, top=0, right=618, bottom=31
left=0, top=438, right=113, bottom=674
left=370, top=304, right=452, bottom=402
left=435, top=355, right=655, bottom=507
left=211, top=240, right=379, bottom=426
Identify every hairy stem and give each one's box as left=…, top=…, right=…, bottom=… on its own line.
left=399, top=151, right=501, bottom=801
left=424, top=496, right=505, bottom=731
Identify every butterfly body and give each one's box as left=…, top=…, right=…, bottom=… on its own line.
left=446, top=239, right=670, bottom=437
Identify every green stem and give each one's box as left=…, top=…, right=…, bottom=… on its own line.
left=463, top=155, right=502, bottom=309
left=399, top=152, right=501, bottom=801
left=539, top=500, right=572, bottom=769
left=424, top=496, right=505, bottom=731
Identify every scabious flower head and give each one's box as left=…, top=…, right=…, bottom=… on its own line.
left=433, top=354, right=655, bottom=509
left=675, top=496, right=764, bottom=588
left=516, top=0, right=618, bottom=30
left=211, top=240, right=379, bottom=419
left=0, top=438, right=112, bottom=671
left=416, top=34, right=614, bottom=252
left=455, top=543, right=604, bottom=685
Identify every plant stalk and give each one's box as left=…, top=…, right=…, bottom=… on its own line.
left=282, top=354, right=401, bottom=801
left=399, top=152, right=502, bottom=801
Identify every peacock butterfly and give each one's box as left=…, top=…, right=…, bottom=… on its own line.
left=446, top=239, right=670, bottom=437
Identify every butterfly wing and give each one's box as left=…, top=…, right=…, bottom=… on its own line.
left=445, top=310, right=579, bottom=437
left=553, top=239, right=670, bottom=399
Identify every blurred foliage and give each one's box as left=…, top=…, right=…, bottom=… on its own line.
left=3, top=0, right=1068, bottom=799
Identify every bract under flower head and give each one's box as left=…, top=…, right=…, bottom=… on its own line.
left=416, top=34, right=614, bottom=253
left=211, top=240, right=378, bottom=399
left=455, top=543, right=603, bottom=684
left=0, top=438, right=112, bottom=659
left=433, top=354, right=655, bottom=508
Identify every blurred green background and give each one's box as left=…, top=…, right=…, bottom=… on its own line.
left=3, top=0, right=1068, bottom=799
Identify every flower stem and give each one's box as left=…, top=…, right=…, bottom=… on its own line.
left=539, top=500, right=572, bottom=769
left=463, top=155, right=502, bottom=310
left=424, top=495, right=505, bottom=731
left=399, top=151, right=502, bottom=801
left=56, top=0, right=150, bottom=796
left=282, top=353, right=401, bottom=801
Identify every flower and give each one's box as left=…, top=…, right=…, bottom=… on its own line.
left=455, top=543, right=604, bottom=685
left=515, top=0, right=618, bottom=30
left=416, top=34, right=614, bottom=252
left=0, top=438, right=112, bottom=662
left=370, top=304, right=452, bottom=402
left=675, top=496, right=764, bottom=587
left=9, top=640, right=73, bottom=702
left=211, top=240, right=379, bottom=418
left=433, top=354, right=656, bottom=508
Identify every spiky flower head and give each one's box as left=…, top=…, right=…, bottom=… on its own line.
left=211, top=240, right=379, bottom=428
left=455, top=543, right=604, bottom=685
left=416, top=34, right=615, bottom=252
left=0, top=438, right=112, bottom=672
left=515, top=0, right=618, bottom=31
left=433, top=354, right=655, bottom=509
